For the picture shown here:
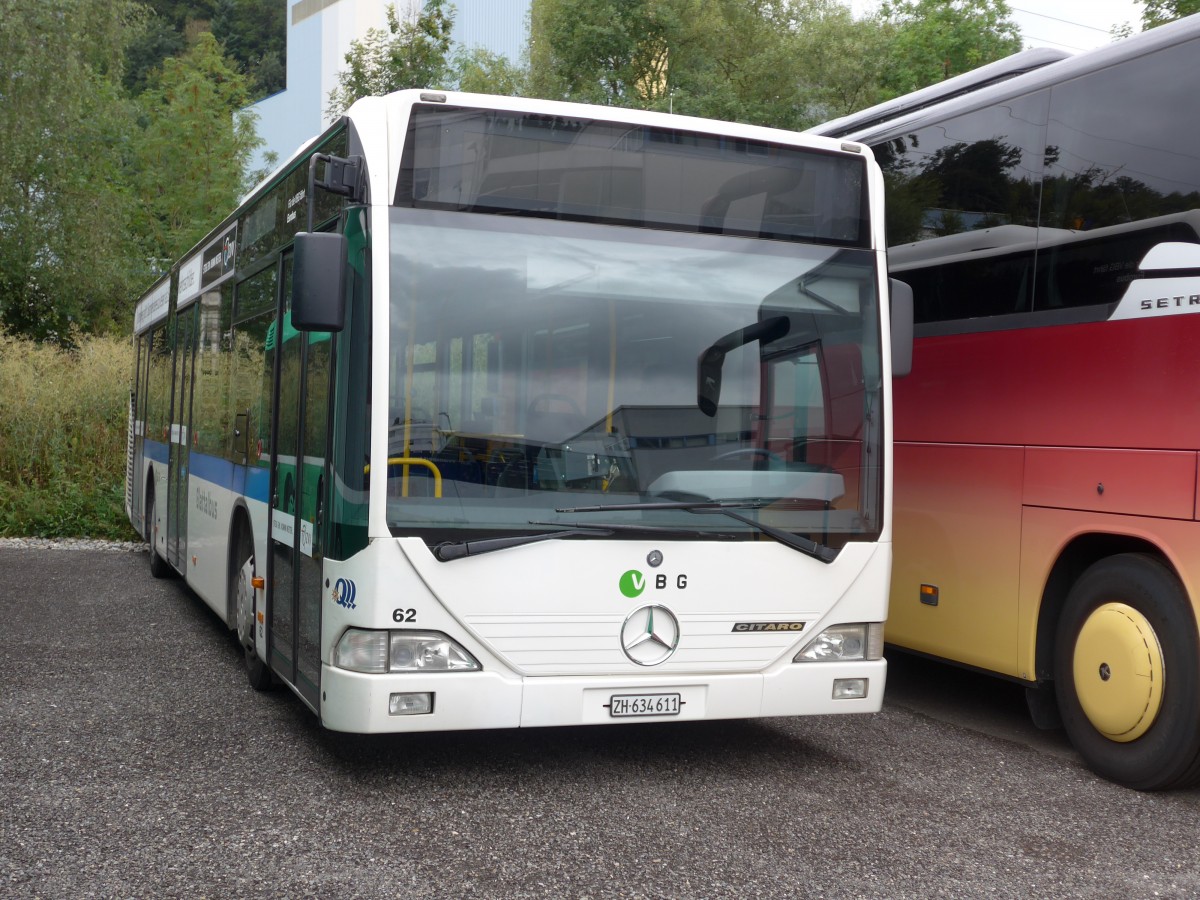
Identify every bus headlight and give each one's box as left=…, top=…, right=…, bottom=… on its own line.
left=335, top=629, right=388, bottom=673
left=793, top=623, right=884, bottom=662
left=335, top=629, right=481, bottom=673
left=388, top=631, right=480, bottom=672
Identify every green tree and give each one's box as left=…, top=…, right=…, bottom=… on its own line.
left=1141, top=0, right=1200, bottom=26
left=326, top=1, right=454, bottom=118
left=791, top=0, right=897, bottom=123
left=451, top=46, right=529, bottom=96
left=528, top=0, right=890, bottom=130
left=133, top=32, right=263, bottom=267
left=664, top=0, right=804, bottom=126
left=877, top=0, right=1023, bottom=95
left=123, top=1, right=219, bottom=96
left=0, top=0, right=146, bottom=340
left=213, top=0, right=288, bottom=100
left=124, top=15, right=187, bottom=96
left=528, top=0, right=686, bottom=105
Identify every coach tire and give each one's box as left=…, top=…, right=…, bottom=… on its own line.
left=233, top=527, right=273, bottom=691
left=1053, top=553, right=1200, bottom=790
left=146, top=484, right=172, bottom=580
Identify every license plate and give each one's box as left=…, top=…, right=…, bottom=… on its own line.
left=608, top=692, right=682, bottom=718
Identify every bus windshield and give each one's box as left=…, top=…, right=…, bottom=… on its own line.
left=385, top=209, right=883, bottom=550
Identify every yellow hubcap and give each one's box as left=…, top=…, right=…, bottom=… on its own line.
left=1072, top=602, right=1164, bottom=742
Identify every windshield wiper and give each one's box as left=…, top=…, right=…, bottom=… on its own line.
left=434, top=526, right=610, bottom=561
left=556, top=501, right=839, bottom=563
left=433, top=521, right=723, bottom=561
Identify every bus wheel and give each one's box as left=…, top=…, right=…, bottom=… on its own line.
left=146, top=485, right=172, bottom=580
left=233, top=529, right=272, bottom=692
left=1054, top=553, right=1200, bottom=790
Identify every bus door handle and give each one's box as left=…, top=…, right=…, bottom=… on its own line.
left=233, top=411, right=250, bottom=463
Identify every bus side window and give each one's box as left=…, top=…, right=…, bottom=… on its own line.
left=231, top=267, right=278, bottom=466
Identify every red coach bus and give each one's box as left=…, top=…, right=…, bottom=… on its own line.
left=811, top=15, right=1200, bottom=789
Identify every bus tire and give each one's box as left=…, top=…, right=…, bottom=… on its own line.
left=1053, top=553, right=1200, bottom=790
left=232, top=526, right=273, bottom=691
left=146, top=484, right=173, bottom=580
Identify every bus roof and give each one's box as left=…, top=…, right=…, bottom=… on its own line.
left=807, top=47, right=1069, bottom=140
left=810, top=15, right=1200, bottom=144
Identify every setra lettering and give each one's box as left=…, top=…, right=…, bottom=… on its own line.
left=1140, top=295, right=1200, bottom=310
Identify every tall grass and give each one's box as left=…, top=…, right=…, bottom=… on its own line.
left=0, top=332, right=139, bottom=539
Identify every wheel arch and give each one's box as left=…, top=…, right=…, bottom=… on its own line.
left=1033, top=532, right=1179, bottom=684
left=225, top=499, right=255, bottom=628
left=143, top=466, right=157, bottom=539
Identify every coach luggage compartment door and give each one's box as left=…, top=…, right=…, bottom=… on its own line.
left=268, top=251, right=330, bottom=709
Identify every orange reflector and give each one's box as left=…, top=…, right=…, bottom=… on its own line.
left=252, top=576, right=265, bottom=590
left=920, top=584, right=939, bottom=607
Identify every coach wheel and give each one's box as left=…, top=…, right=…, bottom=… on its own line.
left=146, top=484, right=172, bottom=580
left=233, top=528, right=272, bottom=692
left=1054, top=553, right=1200, bottom=790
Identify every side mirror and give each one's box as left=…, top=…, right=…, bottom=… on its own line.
left=697, top=346, right=726, bottom=417
left=291, top=231, right=347, bottom=332
left=889, top=278, right=913, bottom=378
left=696, top=316, right=790, bottom=417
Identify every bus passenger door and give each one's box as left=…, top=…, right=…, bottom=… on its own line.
left=167, top=302, right=197, bottom=570
left=268, top=252, right=329, bottom=709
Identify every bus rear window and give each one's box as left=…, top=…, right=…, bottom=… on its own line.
left=395, top=104, right=869, bottom=247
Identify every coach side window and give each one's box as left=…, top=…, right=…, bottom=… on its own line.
left=875, top=92, right=1048, bottom=249
left=1038, top=43, right=1200, bottom=310
left=1042, top=44, right=1200, bottom=236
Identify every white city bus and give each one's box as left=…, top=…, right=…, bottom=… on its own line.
left=127, top=90, right=907, bottom=732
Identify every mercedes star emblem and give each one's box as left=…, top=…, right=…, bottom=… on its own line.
left=620, top=604, right=680, bottom=666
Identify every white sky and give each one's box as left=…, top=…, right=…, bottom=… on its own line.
left=1008, top=1, right=1143, bottom=51
left=848, top=1, right=1146, bottom=53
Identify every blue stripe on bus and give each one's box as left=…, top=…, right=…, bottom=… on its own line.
left=190, top=451, right=271, bottom=504
left=142, top=445, right=271, bottom=506
left=144, top=439, right=169, bottom=465
left=245, top=466, right=270, bottom=504
left=141, top=443, right=271, bottom=505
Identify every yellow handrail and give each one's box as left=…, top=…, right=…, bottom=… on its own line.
left=364, top=457, right=443, bottom=498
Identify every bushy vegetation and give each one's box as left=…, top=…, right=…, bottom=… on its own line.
left=0, top=334, right=138, bottom=540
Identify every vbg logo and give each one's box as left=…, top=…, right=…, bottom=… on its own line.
left=333, top=577, right=357, bottom=609
left=619, top=569, right=689, bottom=598
left=619, top=570, right=646, bottom=598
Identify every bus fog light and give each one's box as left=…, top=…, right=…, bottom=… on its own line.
left=794, top=623, right=884, bottom=662
left=833, top=678, right=868, bottom=700
left=335, top=629, right=388, bottom=673
left=389, top=692, right=434, bottom=715
left=388, top=631, right=481, bottom=672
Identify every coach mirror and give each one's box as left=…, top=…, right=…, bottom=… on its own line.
left=889, top=278, right=913, bottom=378
left=291, top=231, right=347, bottom=332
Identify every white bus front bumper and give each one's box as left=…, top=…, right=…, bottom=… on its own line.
left=319, top=659, right=886, bottom=733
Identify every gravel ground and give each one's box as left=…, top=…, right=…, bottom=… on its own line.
left=0, top=537, right=145, bottom=552
left=4, top=546, right=1200, bottom=899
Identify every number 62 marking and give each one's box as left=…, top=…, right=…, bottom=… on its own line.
left=392, top=608, right=417, bottom=623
